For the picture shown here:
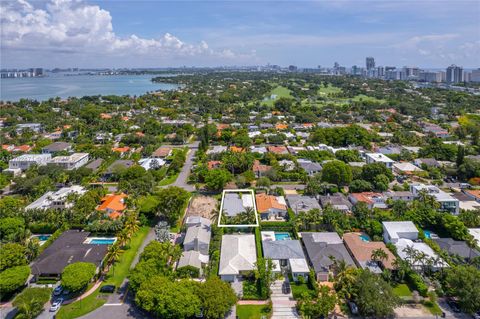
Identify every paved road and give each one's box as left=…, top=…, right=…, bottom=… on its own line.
left=159, top=141, right=198, bottom=192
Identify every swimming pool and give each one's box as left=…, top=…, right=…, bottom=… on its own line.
left=424, top=230, right=432, bottom=239
left=275, top=233, right=291, bottom=241
left=359, top=234, right=370, bottom=242
left=35, top=235, right=51, bottom=241
left=86, top=238, right=116, bottom=245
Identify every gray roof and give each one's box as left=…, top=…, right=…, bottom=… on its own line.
left=223, top=193, right=250, bottom=216
left=286, top=195, right=321, bottom=214
left=319, top=193, right=352, bottom=210
left=42, top=142, right=71, bottom=152
left=301, top=232, right=355, bottom=273
left=183, top=218, right=211, bottom=247
left=177, top=251, right=202, bottom=269
left=105, top=160, right=134, bottom=174
left=298, top=159, right=322, bottom=172
left=31, top=230, right=108, bottom=276
left=433, top=238, right=480, bottom=260
left=85, top=158, right=104, bottom=171
left=262, top=240, right=306, bottom=260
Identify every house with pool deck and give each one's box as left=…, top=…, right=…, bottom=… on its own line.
left=261, top=231, right=309, bottom=281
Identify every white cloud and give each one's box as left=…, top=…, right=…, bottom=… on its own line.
left=0, top=0, right=253, bottom=65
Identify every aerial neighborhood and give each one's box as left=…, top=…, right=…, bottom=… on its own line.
left=1, top=70, right=480, bottom=319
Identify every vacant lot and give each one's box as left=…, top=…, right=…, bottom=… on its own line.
left=185, top=195, right=217, bottom=219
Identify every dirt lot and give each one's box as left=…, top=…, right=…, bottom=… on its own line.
left=185, top=195, right=218, bottom=220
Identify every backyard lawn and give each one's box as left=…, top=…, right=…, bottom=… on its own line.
left=158, top=172, right=179, bottom=186
left=56, top=226, right=150, bottom=319
left=393, top=283, right=412, bottom=297
left=236, top=304, right=271, bottom=319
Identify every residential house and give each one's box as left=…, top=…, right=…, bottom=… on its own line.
left=16, top=123, right=42, bottom=134
left=465, top=190, right=480, bottom=203
left=348, top=192, right=388, bottom=209
left=25, top=186, right=86, bottom=211
left=219, top=234, right=257, bottom=282
left=151, top=147, right=172, bottom=159
left=451, top=192, right=480, bottom=211
left=250, top=146, right=267, bottom=154
left=85, top=159, right=104, bottom=172
left=30, top=230, right=108, bottom=280
left=111, top=146, right=131, bottom=157
left=207, top=160, right=222, bottom=170
left=414, top=158, right=439, bottom=168
left=410, top=184, right=459, bottom=214
left=433, top=238, right=480, bottom=261
left=48, top=153, right=89, bottom=170
left=97, top=193, right=127, bottom=219
left=469, top=229, right=480, bottom=245
left=382, top=221, right=419, bottom=244
left=343, top=232, right=396, bottom=273
left=393, top=162, right=424, bottom=175
left=384, top=191, right=415, bottom=202
left=268, top=145, right=289, bottom=155
left=364, top=153, right=395, bottom=169
left=222, top=192, right=255, bottom=217
left=138, top=158, right=165, bottom=170
left=286, top=195, right=321, bottom=214
left=319, top=193, right=352, bottom=212
left=261, top=232, right=309, bottom=281
left=41, top=142, right=72, bottom=154
left=177, top=217, right=212, bottom=272
left=252, top=160, right=272, bottom=177
left=301, top=232, right=355, bottom=281
left=256, top=193, right=288, bottom=220
left=278, top=159, right=295, bottom=171
left=103, top=160, right=134, bottom=180
left=8, top=154, right=51, bottom=171
left=297, top=159, right=322, bottom=176
left=206, top=145, right=227, bottom=155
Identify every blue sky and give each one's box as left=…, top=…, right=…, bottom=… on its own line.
left=1, top=0, right=479, bottom=68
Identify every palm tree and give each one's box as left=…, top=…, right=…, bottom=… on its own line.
left=105, top=244, right=122, bottom=275
left=124, top=212, right=140, bottom=236
left=117, top=229, right=130, bottom=248
left=371, top=248, right=389, bottom=267
left=331, top=258, right=357, bottom=299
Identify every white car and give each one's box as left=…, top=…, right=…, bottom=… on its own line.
left=50, top=298, right=63, bottom=312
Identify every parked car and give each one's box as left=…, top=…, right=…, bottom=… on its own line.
left=100, top=285, right=115, bottom=293
left=53, top=286, right=63, bottom=296
left=50, top=298, right=64, bottom=312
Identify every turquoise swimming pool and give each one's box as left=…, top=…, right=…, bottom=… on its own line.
left=275, top=233, right=291, bottom=241
left=424, top=230, right=432, bottom=239
left=359, top=234, right=370, bottom=242
left=33, top=234, right=51, bottom=241
left=88, top=238, right=116, bottom=245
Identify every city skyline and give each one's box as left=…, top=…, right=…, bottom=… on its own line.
left=1, top=0, right=479, bottom=69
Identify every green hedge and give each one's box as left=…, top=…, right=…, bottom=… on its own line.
left=255, top=227, right=263, bottom=258
left=405, top=271, right=428, bottom=297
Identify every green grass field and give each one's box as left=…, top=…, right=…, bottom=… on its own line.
left=262, top=86, right=293, bottom=106
left=393, top=284, right=412, bottom=297
left=158, top=172, right=179, bottom=186
left=236, top=304, right=271, bottom=319
left=56, top=226, right=150, bottom=319
left=318, top=83, right=342, bottom=95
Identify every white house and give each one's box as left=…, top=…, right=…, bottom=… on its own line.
left=177, top=216, right=211, bottom=273
left=382, top=221, right=419, bottom=244
left=48, top=153, right=89, bottom=170
left=219, top=234, right=256, bottom=282
left=395, top=238, right=447, bottom=270
left=138, top=158, right=166, bottom=170
left=365, top=153, right=395, bottom=169
left=25, top=185, right=86, bottom=210
left=410, top=184, right=459, bottom=214
left=8, top=154, right=51, bottom=171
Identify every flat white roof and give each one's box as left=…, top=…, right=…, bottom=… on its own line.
left=290, top=258, right=310, bottom=273
left=366, top=153, right=395, bottom=163
left=11, top=154, right=51, bottom=161
left=383, top=221, right=418, bottom=240
left=49, top=153, right=88, bottom=163
left=469, top=229, right=480, bottom=244
left=395, top=238, right=447, bottom=268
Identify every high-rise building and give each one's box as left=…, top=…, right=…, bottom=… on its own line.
left=419, top=71, right=442, bottom=83
left=471, top=69, right=480, bottom=83
left=446, top=64, right=463, bottom=83
left=366, top=57, right=375, bottom=70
